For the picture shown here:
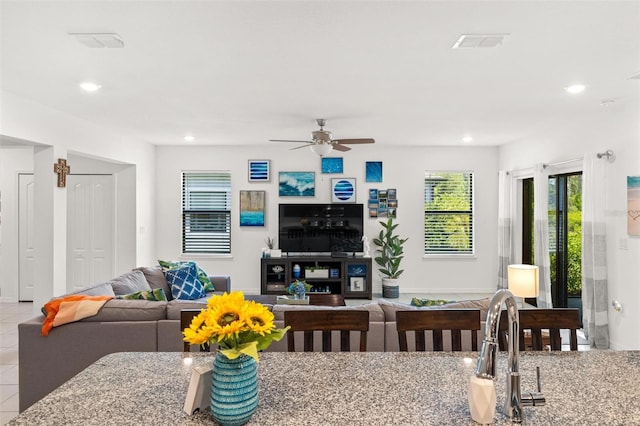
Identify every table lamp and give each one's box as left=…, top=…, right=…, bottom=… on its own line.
left=507, top=264, right=539, bottom=308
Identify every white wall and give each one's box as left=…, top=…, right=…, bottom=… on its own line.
left=0, top=91, right=156, bottom=309
left=155, top=144, right=499, bottom=296
left=498, top=101, right=640, bottom=350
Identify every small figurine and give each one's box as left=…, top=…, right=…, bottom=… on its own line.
left=362, top=235, right=371, bottom=258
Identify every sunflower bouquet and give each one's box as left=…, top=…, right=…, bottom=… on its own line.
left=182, top=291, right=289, bottom=362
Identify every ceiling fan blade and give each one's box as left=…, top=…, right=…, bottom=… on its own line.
left=332, top=144, right=351, bottom=152
left=269, top=139, right=313, bottom=144
left=290, top=144, right=311, bottom=151
left=332, top=138, right=375, bottom=144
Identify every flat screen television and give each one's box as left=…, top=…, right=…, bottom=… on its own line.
left=278, top=203, right=364, bottom=255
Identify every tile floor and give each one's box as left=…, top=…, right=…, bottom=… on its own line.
left=0, top=301, right=34, bottom=425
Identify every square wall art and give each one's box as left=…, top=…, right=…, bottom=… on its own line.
left=279, top=171, right=315, bottom=197
left=239, top=190, right=265, bottom=226
left=248, top=160, right=270, bottom=182
left=321, top=157, right=344, bottom=174
left=366, top=161, right=383, bottom=182
left=331, top=178, right=356, bottom=203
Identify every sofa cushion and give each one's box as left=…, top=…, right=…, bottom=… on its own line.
left=115, top=288, right=168, bottom=302
left=80, top=299, right=167, bottom=322
left=158, top=259, right=215, bottom=292
left=166, top=298, right=209, bottom=320
left=68, top=281, right=116, bottom=297
left=379, top=298, right=490, bottom=321
left=410, top=298, right=455, bottom=307
left=134, top=266, right=173, bottom=301
left=272, top=302, right=385, bottom=322
left=165, top=263, right=206, bottom=300
left=109, top=270, right=152, bottom=296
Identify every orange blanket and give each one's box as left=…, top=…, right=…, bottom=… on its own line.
left=41, top=295, right=113, bottom=336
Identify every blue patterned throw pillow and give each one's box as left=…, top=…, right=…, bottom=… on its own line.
left=165, top=263, right=206, bottom=300
left=158, top=259, right=215, bottom=292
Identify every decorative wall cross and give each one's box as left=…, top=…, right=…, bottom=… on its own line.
left=54, top=158, right=70, bottom=188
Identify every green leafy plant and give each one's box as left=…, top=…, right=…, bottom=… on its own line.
left=372, top=217, right=408, bottom=279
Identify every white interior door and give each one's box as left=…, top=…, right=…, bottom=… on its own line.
left=66, top=174, right=114, bottom=293
left=18, top=173, right=35, bottom=301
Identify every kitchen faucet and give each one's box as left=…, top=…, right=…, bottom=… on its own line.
left=475, top=289, right=545, bottom=423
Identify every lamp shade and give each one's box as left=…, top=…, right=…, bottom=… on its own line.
left=507, top=264, right=539, bottom=298
left=309, top=143, right=333, bottom=156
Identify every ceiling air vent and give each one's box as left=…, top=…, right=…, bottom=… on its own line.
left=452, top=34, right=509, bottom=49
left=69, top=33, right=124, bottom=48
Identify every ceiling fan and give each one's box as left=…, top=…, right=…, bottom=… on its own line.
left=269, top=119, right=375, bottom=156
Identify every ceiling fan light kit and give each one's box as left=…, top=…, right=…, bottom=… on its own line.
left=269, top=118, right=375, bottom=156
left=309, top=143, right=333, bottom=156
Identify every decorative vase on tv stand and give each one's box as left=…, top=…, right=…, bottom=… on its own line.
left=372, top=217, right=408, bottom=299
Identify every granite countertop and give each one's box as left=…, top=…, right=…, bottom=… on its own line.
left=9, top=350, right=640, bottom=425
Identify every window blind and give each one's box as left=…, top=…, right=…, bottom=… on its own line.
left=424, top=171, right=474, bottom=255
left=182, top=172, right=231, bottom=254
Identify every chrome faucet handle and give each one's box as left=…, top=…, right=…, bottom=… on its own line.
left=521, top=366, right=546, bottom=407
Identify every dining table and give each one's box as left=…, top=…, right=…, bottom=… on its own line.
left=8, top=350, right=640, bottom=425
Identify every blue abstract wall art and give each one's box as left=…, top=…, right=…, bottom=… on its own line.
left=331, top=178, right=356, bottom=203
left=365, top=161, right=383, bottom=182
left=239, top=190, right=265, bottom=226
left=321, top=157, right=344, bottom=174
left=248, top=160, right=270, bottom=182
left=279, top=172, right=315, bottom=196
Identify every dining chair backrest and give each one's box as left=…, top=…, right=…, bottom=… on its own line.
left=181, top=309, right=210, bottom=352
left=396, top=309, right=481, bottom=352
left=284, top=310, right=369, bottom=352
left=308, top=294, right=346, bottom=306
left=498, top=308, right=582, bottom=351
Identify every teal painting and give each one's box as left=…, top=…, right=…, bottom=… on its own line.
left=279, top=172, right=315, bottom=196
left=321, top=157, right=343, bottom=174
left=240, top=190, right=265, bottom=226
left=366, top=161, right=382, bottom=182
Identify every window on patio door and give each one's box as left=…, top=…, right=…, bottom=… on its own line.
left=522, top=173, right=582, bottom=309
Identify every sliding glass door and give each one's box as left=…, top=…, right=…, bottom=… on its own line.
left=522, top=173, right=582, bottom=310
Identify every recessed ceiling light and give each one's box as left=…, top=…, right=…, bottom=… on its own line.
left=184, top=135, right=195, bottom=142
left=565, top=84, right=586, bottom=94
left=69, top=33, right=124, bottom=49
left=452, top=34, right=510, bottom=49
left=80, top=82, right=101, bottom=92
left=462, top=136, right=473, bottom=143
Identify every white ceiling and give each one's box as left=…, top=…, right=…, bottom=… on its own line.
left=2, top=1, right=639, bottom=148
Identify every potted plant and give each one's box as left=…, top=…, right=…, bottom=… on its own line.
left=288, top=279, right=312, bottom=300
left=264, top=236, right=282, bottom=258
left=372, top=217, right=408, bottom=298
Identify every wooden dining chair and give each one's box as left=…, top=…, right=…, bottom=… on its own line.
left=396, top=309, right=481, bottom=352
left=308, top=294, right=346, bottom=306
left=284, top=310, right=369, bottom=352
left=181, top=309, right=210, bottom=352
left=498, top=308, right=582, bottom=351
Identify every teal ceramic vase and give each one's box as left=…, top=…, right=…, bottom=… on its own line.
left=210, top=353, right=258, bottom=426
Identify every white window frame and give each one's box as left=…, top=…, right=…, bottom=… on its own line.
left=424, top=171, right=475, bottom=256
left=182, top=171, right=232, bottom=254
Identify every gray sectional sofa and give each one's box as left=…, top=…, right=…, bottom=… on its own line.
left=18, top=266, right=231, bottom=412
left=18, top=266, right=490, bottom=412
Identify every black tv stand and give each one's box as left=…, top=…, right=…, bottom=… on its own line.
left=261, top=256, right=372, bottom=299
